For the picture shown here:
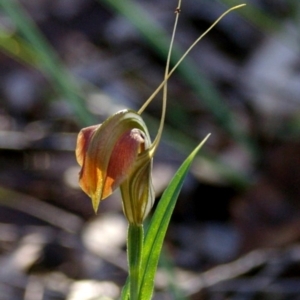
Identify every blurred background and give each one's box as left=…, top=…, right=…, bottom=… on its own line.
left=0, top=0, right=300, bottom=299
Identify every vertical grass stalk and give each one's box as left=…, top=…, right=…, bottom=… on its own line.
left=127, top=224, right=144, bottom=300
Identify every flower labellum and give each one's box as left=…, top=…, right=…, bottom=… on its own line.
left=76, top=109, right=154, bottom=223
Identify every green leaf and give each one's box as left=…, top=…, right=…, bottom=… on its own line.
left=0, top=0, right=94, bottom=126
left=120, top=280, right=129, bottom=300
left=139, top=134, right=210, bottom=300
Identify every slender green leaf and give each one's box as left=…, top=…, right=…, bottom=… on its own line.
left=0, top=0, right=94, bottom=126
left=120, top=279, right=130, bottom=300
left=139, top=134, right=210, bottom=299
left=0, top=30, right=39, bottom=66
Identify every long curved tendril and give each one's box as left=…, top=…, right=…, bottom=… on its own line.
left=137, top=3, right=246, bottom=156
left=149, top=0, right=182, bottom=154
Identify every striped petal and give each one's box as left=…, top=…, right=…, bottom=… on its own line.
left=75, top=109, right=154, bottom=214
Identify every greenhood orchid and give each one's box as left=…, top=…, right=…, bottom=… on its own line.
left=75, top=3, right=177, bottom=225
left=76, top=109, right=155, bottom=225
left=75, top=3, right=246, bottom=225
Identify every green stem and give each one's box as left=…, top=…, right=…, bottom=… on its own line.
left=127, top=224, right=144, bottom=300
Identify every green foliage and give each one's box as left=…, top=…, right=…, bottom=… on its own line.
left=0, top=0, right=95, bottom=126
left=121, top=135, right=209, bottom=300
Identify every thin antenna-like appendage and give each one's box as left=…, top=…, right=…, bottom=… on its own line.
left=148, top=0, right=182, bottom=152
left=138, top=4, right=246, bottom=153
left=138, top=1, right=182, bottom=116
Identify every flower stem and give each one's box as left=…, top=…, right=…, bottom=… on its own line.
left=127, top=223, right=144, bottom=300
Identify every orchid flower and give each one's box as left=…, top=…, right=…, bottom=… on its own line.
left=76, top=110, right=154, bottom=225
left=75, top=2, right=246, bottom=226
left=75, top=1, right=181, bottom=225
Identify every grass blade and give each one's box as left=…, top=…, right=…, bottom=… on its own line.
left=139, top=134, right=210, bottom=299
left=0, top=0, right=94, bottom=126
